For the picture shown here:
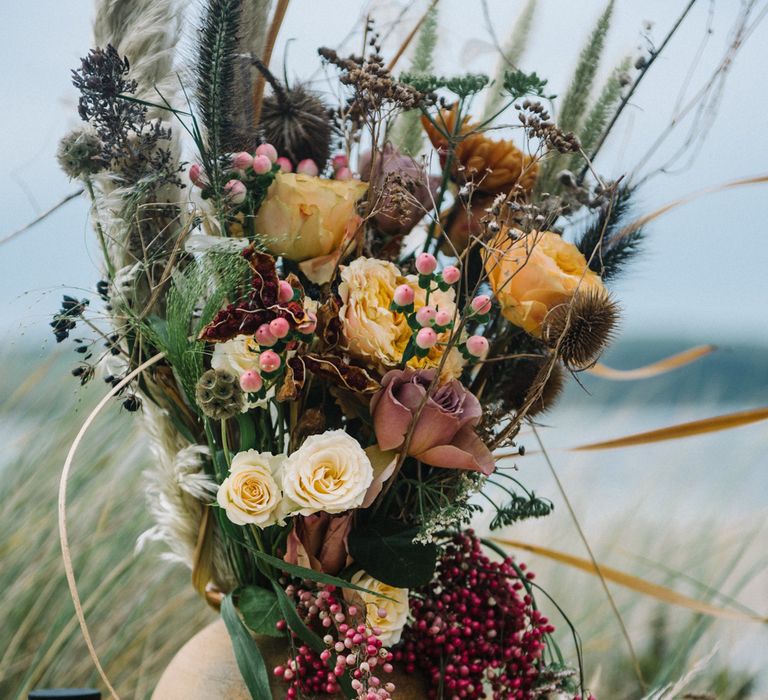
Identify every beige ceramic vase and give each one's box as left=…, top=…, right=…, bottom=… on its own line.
left=153, top=618, right=428, bottom=700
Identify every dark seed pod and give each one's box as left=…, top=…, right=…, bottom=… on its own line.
left=195, top=368, right=243, bottom=420
left=122, top=394, right=142, bottom=412
left=495, top=357, right=566, bottom=417
left=541, top=288, right=619, bottom=369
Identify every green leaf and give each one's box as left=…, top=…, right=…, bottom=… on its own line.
left=220, top=594, right=272, bottom=700
left=238, top=585, right=283, bottom=637
left=348, top=517, right=438, bottom=588
left=237, top=413, right=257, bottom=451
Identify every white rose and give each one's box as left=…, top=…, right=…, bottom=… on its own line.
left=349, top=572, right=409, bottom=646
left=211, top=335, right=261, bottom=375
left=282, top=430, right=374, bottom=516
left=216, top=450, right=284, bottom=527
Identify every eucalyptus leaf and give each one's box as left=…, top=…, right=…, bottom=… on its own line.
left=238, top=585, right=283, bottom=637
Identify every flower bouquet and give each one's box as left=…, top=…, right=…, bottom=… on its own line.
left=52, top=2, right=736, bottom=699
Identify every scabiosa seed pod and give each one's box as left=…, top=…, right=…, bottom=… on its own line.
left=195, top=369, right=243, bottom=420
left=541, top=288, right=619, bottom=369
left=56, top=129, right=104, bottom=178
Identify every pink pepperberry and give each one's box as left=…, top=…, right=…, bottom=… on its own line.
left=223, top=179, right=247, bottom=204
left=466, top=335, right=489, bottom=358
left=231, top=151, right=253, bottom=170
left=415, top=305, right=436, bottom=327
left=332, top=153, right=349, bottom=171
left=441, top=264, right=461, bottom=285
left=255, top=323, right=277, bottom=347
left=434, top=309, right=453, bottom=327
left=259, top=350, right=281, bottom=373
left=415, top=327, right=437, bottom=349
left=470, top=294, right=492, bottom=315
left=296, top=159, right=319, bottom=176
left=269, top=317, right=290, bottom=339
left=276, top=157, right=293, bottom=173
left=255, top=143, right=278, bottom=163
left=252, top=154, right=272, bottom=175
left=393, top=284, right=415, bottom=307
left=415, top=252, right=437, bottom=275
left=277, top=280, right=294, bottom=303
left=239, top=370, right=263, bottom=393
left=334, top=166, right=353, bottom=181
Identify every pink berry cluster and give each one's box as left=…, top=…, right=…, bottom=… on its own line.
left=330, top=153, right=353, bottom=181
left=393, top=532, right=555, bottom=700
left=273, top=583, right=396, bottom=699
left=389, top=253, right=491, bottom=361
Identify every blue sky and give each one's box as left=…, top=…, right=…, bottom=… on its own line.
left=1, top=0, right=766, bottom=348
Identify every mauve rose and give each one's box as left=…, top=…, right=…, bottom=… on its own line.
left=285, top=512, right=352, bottom=575
left=359, top=143, right=440, bottom=235
left=370, top=368, right=495, bottom=475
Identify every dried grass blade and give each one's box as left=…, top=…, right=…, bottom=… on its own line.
left=491, top=538, right=768, bottom=624
left=587, top=344, right=716, bottom=381
left=387, top=0, right=440, bottom=72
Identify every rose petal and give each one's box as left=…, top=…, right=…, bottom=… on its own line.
left=361, top=446, right=398, bottom=507
left=415, top=425, right=495, bottom=475
left=372, top=380, right=414, bottom=451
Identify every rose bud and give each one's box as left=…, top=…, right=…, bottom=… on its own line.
left=434, top=309, right=453, bottom=327
left=276, top=157, right=293, bottom=173
left=277, top=280, right=294, bottom=303
left=252, top=154, right=273, bottom=175
left=224, top=179, right=247, bottom=204
left=415, top=327, right=438, bottom=349
left=255, top=323, right=277, bottom=347
left=239, top=370, right=263, bottom=393
left=259, top=350, right=282, bottom=373
left=415, top=305, right=437, bottom=327
left=466, top=335, right=489, bottom=358
left=470, top=294, right=492, bottom=315
left=296, top=159, right=319, bottom=176
left=393, top=284, right=415, bottom=307
left=269, top=317, right=291, bottom=339
left=231, top=151, right=253, bottom=170
left=441, top=265, right=461, bottom=285
left=255, top=143, right=278, bottom=163
left=415, top=252, right=437, bottom=275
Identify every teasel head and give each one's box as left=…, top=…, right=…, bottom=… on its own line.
left=254, top=57, right=332, bottom=170
left=195, top=369, right=243, bottom=420
left=494, top=357, right=566, bottom=418
left=541, top=287, right=619, bottom=369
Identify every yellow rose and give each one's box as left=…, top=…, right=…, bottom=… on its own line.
left=254, top=172, right=367, bottom=263
left=216, top=450, right=284, bottom=527
left=347, top=572, right=409, bottom=646
left=485, top=230, right=605, bottom=336
left=338, top=257, right=464, bottom=378
left=282, top=430, right=374, bottom=516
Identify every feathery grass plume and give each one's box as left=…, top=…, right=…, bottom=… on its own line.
left=576, top=186, right=643, bottom=281
left=578, top=55, right=630, bottom=157
left=196, top=0, right=246, bottom=157
left=541, top=287, right=619, bottom=369
left=538, top=0, right=614, bottom=193
left=481, top=0, right=537, bottom=121
left=391, top=5, right=439, bottom=156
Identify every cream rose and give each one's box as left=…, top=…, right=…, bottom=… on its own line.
left=211, top=334, right=261, bottom=375
left=216, top=450, right=284, bottom=527
left=349, top=571, right=409, bottom=646
left=282, top=430, right=374, bottom=516
left=254, top=172, right=367, bottom=262
left=338, top=257, right=464, bottom=378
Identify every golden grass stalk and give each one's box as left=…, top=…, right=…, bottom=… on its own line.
left=587, top=344, right=716, bottom=381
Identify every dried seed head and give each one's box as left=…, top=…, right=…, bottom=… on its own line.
left=57, top=129, right=104, bottom=178
left=496, top=357, right=566, bottom=418
left=541, top=288, right=619, bottom=369
left=195, top=369, right=243, bottom=420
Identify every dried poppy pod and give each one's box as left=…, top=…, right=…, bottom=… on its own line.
left=541, top=287, right=619, bottom=369
left=195, top=369, right=243, bottom=420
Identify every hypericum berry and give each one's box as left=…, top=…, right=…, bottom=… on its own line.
left=252, top=154, right=273, bottom=175
left=239, top=370, right=263, bottom=393
left=415, top=327, right=438, bottom=349
left=255, top=323, right=277, bottom=347
left=276, top=157, right=293, bottom=173
left=278, top=280, right=294, bottom=303
left=470, top=294, right=492, bottom=315
left=296, top=159, right=319, bottom=176
left=188, top=163, right=204, bottom=186
left=269, top=317, right=291, bottom=339
left=415, top=305, right=437, bottom=327
left=334, top=166, right=353, bottom=181
left=434, top=309, right=452, bottom=327
left=232, top=151, right=253, bottom=170
left=415, top=252, right=437, bottom=275
left=224, top=179, right=247, bottom=204
left=255, top=143, right=278, bottom=163
left=259, top=350, right=282, bottom=373
left=393, top=284, right=415, bottom=307
left=466, top=335, right=489, bottom=358
left=331, top=153, right=349, bottom=171
left=441, top=265, right=461, bottom=285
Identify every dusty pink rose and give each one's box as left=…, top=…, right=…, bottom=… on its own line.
left=285, top=512, right=353, bottom=575
left=370, top=368, right=495, bottom=475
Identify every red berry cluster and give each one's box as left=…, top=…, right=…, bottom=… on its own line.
left=393, top=531, right=555, bottom=700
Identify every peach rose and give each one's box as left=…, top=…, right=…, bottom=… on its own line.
left=485, top=230, right=605, bottom=336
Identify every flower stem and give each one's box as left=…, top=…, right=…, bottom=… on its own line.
left=84, top=178, right=115, bottom=280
